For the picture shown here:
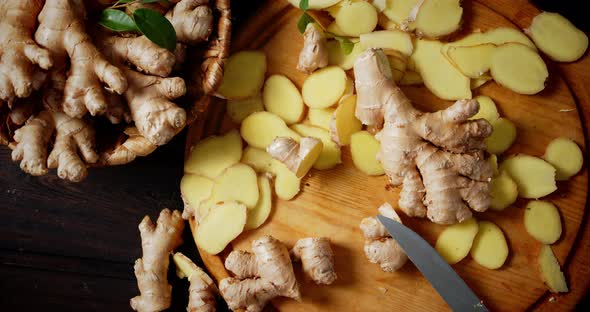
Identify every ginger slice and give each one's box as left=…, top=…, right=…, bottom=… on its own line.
left=330, top=95, right=363, bottom=146
left=469, top=95, right=499, bottom=122
left=490, top=43, right=548, bottom=95
left=196, top=201, right=247, bottom=255
left=489, top=170, right=518, bottom=211
left=220, top=235, right=301, bottom=312
left=412, top=0, right=463, bottom=38
left=470, top=221, right=508, bottom=270
left=185, top=130, right=242, bottom=179
left=360, top=203, right=408, bottom=272
left=180, top=174, right=215, bottom=219
left=350, top=131, right=385, bottom=176
left=447, top=44, right=495, bottom=78
left=291, top=237, right=337, bottom=285
left=435, top=218, right=479, bottom=264
left=500, top=155, right=557, bottom=199
left=245, top=175, right=273, bottom=230
left=173, top=252, right=218, bottom=312
left=538, top=245, right=568, bottom=293
left=302, top=66, right=348, bottom=109
left=526, top=12, right=588, bottom=62
left=291, top=124, right=342, bottom=170
left=359, top=30, right=414, bottom=56
left=241, top=112, right=301, bottom=149
left=524, top=200, right=562, bottom=244
left=382, top=0, right=421, bottom=27
left=267, top=137, right=323, bottom=178
left=263, top=75, right=305, bottom=124
left=332, top=1, right=378, bottom=36
left=131, top=209, right=185, bottom=312
left=242, top=146, right=301, bottom=200
left=543, top=137, right=584, bottom=181
left=297, top=23, right=329, bottom=74
left=227, top=95, right=264, bottom=124
left=485, top=117, right=517, bottom=155
left=217, top=51, right=267, bottom=100
left=308, top=107, right=335, bottom=130
left=356, top=49, right=492, bottom=224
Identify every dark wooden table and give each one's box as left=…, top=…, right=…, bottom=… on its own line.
left=0, top=1, right=587, bottom=311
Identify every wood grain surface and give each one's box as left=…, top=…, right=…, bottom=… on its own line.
left=185, top=0, right=590, bottom=311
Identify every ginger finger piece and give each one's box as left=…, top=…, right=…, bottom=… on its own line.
left=220, top=235, right=301, bottom=312
left=291, top=237, right=337, bottom=285
left=11, top=110, right=54, bottom=176
left=297, top=23, right=329, bottom=74
left=0, top=0, right=52, bottom=102
left=166, top=0, right=213, bottom=44
left=131, top=209, right=185, bottom=312
left=173, top=252, right=218, bottom=312
left=267, top=136, right=323, bottom=178
left=47, top=112, right=98, bottom=182
left=35, top=0, right=127, bottom=118
left=356, top=49, right=493, bottom=224
left=360, top=203, right=408, bottom=272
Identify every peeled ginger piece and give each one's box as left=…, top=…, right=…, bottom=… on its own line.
left=382, top=0, right=421, bottom=26
left=302, top=66, right=348, bottom=108
left=245, top=175, right=273, bottom=230
left=227, top=95, right=264, bottom=123
left=525, top=200, right=562, bottom=244
left=263, top=75, right=305, bottom=124
left=333, top=1, right=378, bottom=36
left=180, top=174, right=214, bottom=219
left=360, top=30, right=413, bottom=56
left=350, top=131, right=384, bottom=176
left=500, top=155, right=556, bottom=199
left=185, top=130, right=242, bottom=179
left=242, top=147, right=301, bottom=200
left=330, top=95, right=362, bottom=146
left=211, top=164, right=259, bottom=209
left=217, top=51, right=267, bottom=100
left=489, top=170, right=518, bottom=211
left=526, top=12, right=588, bottom=62
left=327, top=40, right=364, bottom=70
left=485, top=117, right=517, bottom=155
left=543, top=137, right=584, bottom=181
left=267, top=137, right=323, bottom=178
left=538, top=245, right=568, bottom=293
left=470, top=76, right=492, bottom=90
left=413, top=0, right=463, bottom=38
left=308, top=108, right=335, bottom=130
left=445, top=27, right=536, bottom=50
left=470, top=221, right=509, bottom=270
left=470, top=95, right=499, bottom=122
left=490, top=43, right=548, bottom=95
left=447, top=44, right=495, bottom=78
left=435, top=218, right=479, bottom=265
left=241, top=112, right=300, bottom=149
left=195, top=201, right=247, bottom=255
left=291, top=124, right=342, bottom=170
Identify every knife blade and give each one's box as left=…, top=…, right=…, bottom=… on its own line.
left=377, top=215, right=489, bottom=312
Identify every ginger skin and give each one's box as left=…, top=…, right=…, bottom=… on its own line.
left=35, top=0, right=127, bottom=118
left=166, top=0, right=214, bottom=44
left=131, top=209, right=185, bottom=312
left=297, top=23, right=329, bottom=74
left=173, top=252, right=218, bottom=312
left=267, top=136, right=323, bottom=178
left=219, top=235, right=301, bottom=312
left=291, top=237, right=337, bottom=285
left=0, top=0, right=52, bottom=103
left=360, top=203, right=408, bottom=272
left=355, top=49, right=493, bottom=224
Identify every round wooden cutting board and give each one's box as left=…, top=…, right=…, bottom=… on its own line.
left=185, top=0, right=589, bottom=310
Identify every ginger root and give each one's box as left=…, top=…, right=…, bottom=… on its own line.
left=166, top=0, right=213, bottom=44
left=297, top=23, right=328, bottom=74
left=291, top=237, right=337, bottom=285
left=173, top=252, right=218, bottom=312
left=131, top=209, right=185, bottom=312
left=219, top=235, right=301, bottom=312
left=360, top=203, right=408, bottom=272
left=267, top=136, right=323, bottom=178
left=0, top=0, right=52, bottom=103
left=355, top=49, right=493, bottom=224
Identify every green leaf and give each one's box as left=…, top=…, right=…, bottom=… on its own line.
left=334, top=36, right=354, bottom=55
left=299, top=0, right=309, bottom=11
left=98, top=9, right=138, bottom=32
left=133, top=8, right=177, bottom=51
left=141, top=0, right=161, bottom=3
left=297, top=13, right=315, bottom=34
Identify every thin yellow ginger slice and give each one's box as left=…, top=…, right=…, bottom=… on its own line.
left=308, top=108, right=335, bottom=129
left=267, top=137, right=323, bottom=178
left=360, top=30, right=413, bottom=56
left=445, top=27, right=536, bottom=50
left=263, top=75, right=305, bottom=124
left=489, top=170, right=518, bottom=211
left=412, top=39, right=471, bottom=100
left=327, top=39, right=364, bottom=70
left=485, top=117, right=517, bottom=155
left=287, top=0, right=341, bottom=9
left=195, top=201, right=247, bottom=255
left=326, top=22, right=347, bottom=37
left=470, top=76, right=492, bottom=89
left=184, top=130, right=242, bottom=179
left=413, top=0, right=463, bottom=38
left=241, top=112, right=301, bottom=149
left=242, top=147, right=301, bottom=200
left=180, top=174, right=215, bottom=219
left=173, top=252, right=218, bottom=312
left=210, top=163, right=259, bottom=209
left=382, top=0, right=421, bottom=27
left=469, top=95, right=499, bottom=122
left=217, top=51, right=267, bottom=100
left=490, top=43, right=548, bottom=95
left=526, top=12, right=588, bottom=62
left=447, top=44, right=495, bottom=78
left=399, top=71, right=423, bottom=85
left=378, top=12, right=400, bottom=31
left=245, top=175, right=273, bottom=230
left=488, top=154, right=499, bottom=176
left=435, top=218, right=479, bottom=264
left=227, top=95, right=264, bottom=124
left=470, top=221, right=508, bottom=270
left=525, top=200, right=562, bottom=244
left=302, top=66, right=348, bottom=108
left=333, top=1, right=378, bottom=36
left=538, top=245, right=568, bottom=293
left=500, top=155, right=556, bottom=198
left=330, top=95, right=363, bottom=146
left=543, top=137, right=584, bottom=181
left=350, top=131, right=385, bottom=176
left=291, top=124, right=342, bottom=170
left=386, top=53, right=408, bottom=82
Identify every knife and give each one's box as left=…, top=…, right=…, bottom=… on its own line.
left=377, top=215, right=489, bottom=312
